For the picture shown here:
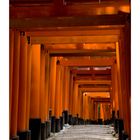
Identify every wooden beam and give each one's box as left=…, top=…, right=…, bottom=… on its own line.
left=75, top=80, right=112, bottom=85
left=92, top=98, right=111, bottom=103
left=10, top=14, right=129, bottom=29
left=49, top=49, right=115, bottom=57
left=31, top=35, right=119, bottom=44
left=27, top=29, right=120, bottom=36
left=79, top=87, right=110, bottom=92
left=84, top=92, right=110, bottom=98
left=71, top=69, right=111, bottom=74
left=74, top=75, right=111, bottom=81
left=10, top=2, right=130, bottom=18
left=60, top=57, right=115, bottom=66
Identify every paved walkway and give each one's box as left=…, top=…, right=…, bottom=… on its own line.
left=47, top=125, right=118, bottom=140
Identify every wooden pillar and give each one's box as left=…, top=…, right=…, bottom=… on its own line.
left=45, top=50, right=50, bottom=121
left=63, top=66, right=70, bottom=123
left=40, top=45, right=46, bottom=123
left=26, top=37, right=32, bottom=130
left=30, top=44, right=40, bottom=118
left=17, top=32, right=31, bottom=140
left=112, top=63, right=119, bottom=118
left=10, top=31, right=20, bottom=139
left=83, top=93, right=89, bottom=121
left=17, top=31, right=28, bottom=133
left=73, top=83, right=79, bottom=117
left=29, top=44, right=41, bottom=140
left=92, top=100, right=95, bottom=120
left=49, top=57, right=57, bottom=133
left=78, top=90, right=83, bottom=119
left=94, top=102, right=98, bottom=121
left=49, top=57, right=57, bottom=117
left=44, top=50, right=51, bottom=138
left=82, top=93, right=85, bottom=120
left=100, top=103, right=104, bottom=121
left=55, top=60, right=61, bottom=132
left=119, top=23, right=131, bottom=137
left=60, top=66, right=64, bottom=117
left=69, top=74, right=74, bottom=116
left=116, top=42, right=123, bottom=119
left=10, top=29, right=14, bottom=132
left=59, top=65, right=64, bottom=129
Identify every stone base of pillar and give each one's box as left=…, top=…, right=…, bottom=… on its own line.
left=74, top=117, right=78, bottom=125
left=104, top=119, right=111, bottom=125
left=55, top=118, right=60, bottom=133
left=68, top=115, right=72, bottom=125
left=60, top=116, right=63, bottom=130
left=63, top=110, right=69, bottom=124
left=46, top=121, right=51, bottom=138
left=51, top=116, right=55, bottom=133
left=78, top=118, right=84, bottom=125
left=41, top=123, right=46, bottom=140
left=117, top=110, right=119, bottom=118
left=10, top=136, right=19, bottom=140
left=122, top=131, right=128, bottom=140
left=118, top=119, right=124, bottom=140
left=17, top=130, right=31, bottom=140
left=29, top=118, right=41, bottom=140
left=114, top=119, right=118, bottom=133
left=98, top=119, right=103, bottom=125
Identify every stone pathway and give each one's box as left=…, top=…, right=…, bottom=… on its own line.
left=47, top=125, right=118, bottom=140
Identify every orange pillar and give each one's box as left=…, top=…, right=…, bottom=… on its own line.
left=30, top=44, right=40, bottom=118
left=69, top=74, right=74, bottom=117
left=40, top=45, right=46, bottom=123
left=116, top=42, right=123, bottom=119
left=55, top=60, right=61, bottom=132
left=49, top=57, right=57, bottom=117
left=94, top=102, right=98, bottom=121
left=59, top=65, right=64, bottom=119
left=17, top=31, right=28, bottom=134
left=45, top=50, right=50, bottom=121
left=119, top=24, right=131, bottom=137
left=26, top=37, right=32, bottom=130
left=10, top=29, right=14, bottom=131
left=49, top=57, right=57, bottom=132
left=112, top=63, right=119, bottom=118
left=63, top=66, right=70, bottom=124
left=100, top=103, right=104, bottom=121
left=73, top=83, right=79, bottom=117
left=78, top=90, right=83, bottom=119
left=10, top=31, right=20, bottom=139
left=29, top=44, right=41, bottom=139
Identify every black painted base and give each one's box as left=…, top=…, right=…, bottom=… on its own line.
left=71, top=117, right=78, bottom=125
left=51, top=116, right=55, bottom=133
left=118, top=119, right=124, bottom=140
left=10, top=136, right=19, bottom=140
left=68, top=115, right=72, bottom=125
left=60, top=116, right=63, bottom=130
left=117, top=110, right=119, bottom=118
left=122, top=131, right=129, bottom=140
left=98, top=119, right=103, bottom=125
left=55, top=118, right=60, bottom=133
left=18, top=130, right=31, bottom=140
left=29, top=118, right=41, bottom=140
left=92, top=120, right=98, bottom=124
left=46, top=121, right=51, bottom=138
left=104, top=119, right=111, bottom=125
left=78, top=118, right=84, bottom=125
left=63, top=110, right=69, bottom=124
left=41, top=123, right=46, bottom=140
left=114, top=119, right=118, bottom=133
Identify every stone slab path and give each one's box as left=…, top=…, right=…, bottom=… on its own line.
left=47, top=125, right=118, bottom=140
